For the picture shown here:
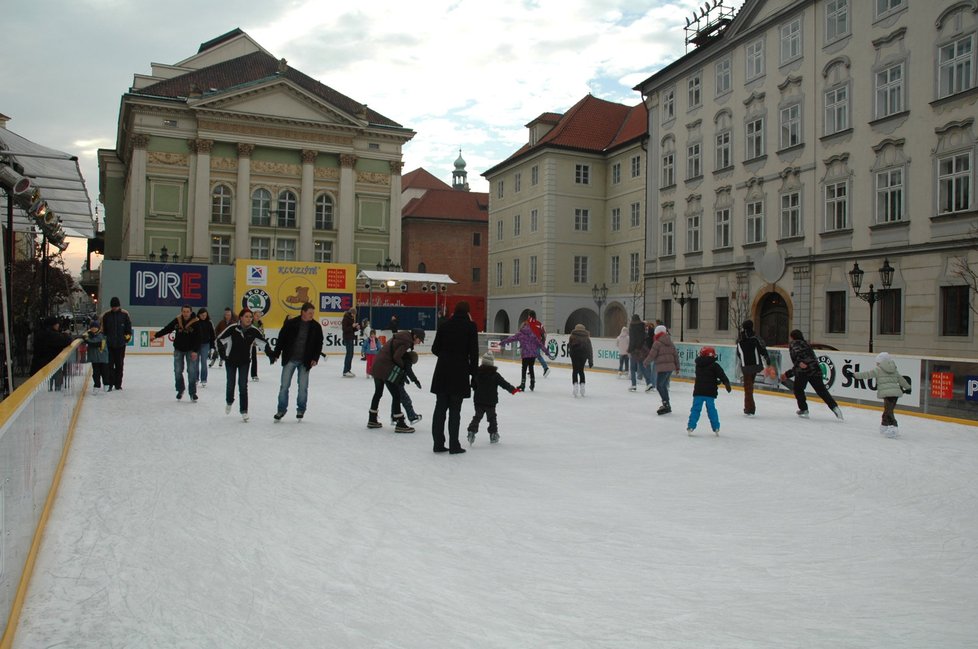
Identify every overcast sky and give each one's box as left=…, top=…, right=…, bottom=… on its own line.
left=3, top=0, right=742, bottom=272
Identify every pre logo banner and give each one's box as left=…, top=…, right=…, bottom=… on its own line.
left=130, top=263, right=208, bottom=307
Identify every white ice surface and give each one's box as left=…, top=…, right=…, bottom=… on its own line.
left=12, top=355, right=978, bottom=649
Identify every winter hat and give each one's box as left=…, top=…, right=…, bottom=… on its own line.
left=89, top=319, right=101, bottom=328
left=875, top=352, right=891, bottom=364
left=573, top=323, right=586, bottom=332
left=481, top=352, right=495, bottom=367
left=110, top=297, right=121, bottom=307
left=410, top=327, right=426, bottom=343
left=653, top=324, right=667, bottom=336
left=699, top=346, right=716, bottom=357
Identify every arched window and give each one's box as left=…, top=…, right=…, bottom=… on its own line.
left=277, top=190, right=297, bottom=228
left=211, top=184, right=232, bottom=224
left=417, top=262, right=427, bottom=273
left=251, top=188, right=271, bottom=226
left=315, top=194, right=334, bottom=230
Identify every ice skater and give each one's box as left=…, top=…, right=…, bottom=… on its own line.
left=216, top=308, right=271, bottom=422
left=567, top=323, right=593, bottom=397
left=150, top=305, right=202, bottom=402
left=499, top=321, right=544, bottom=391
left=645, top=324, right=679, bottom=415
left=79, top=318, right=111, bottom=394
left=686, top=346, right=731, bottom=436
left=467, top=352, right=519, bottom=445
left=852, top=352, right=911, bottom=438
left=781, top=329, right=844, bottom=421
left=735, top=319, right=769, bottom=416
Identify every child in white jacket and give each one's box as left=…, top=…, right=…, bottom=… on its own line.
left=852, top=352, right=911, bottom=438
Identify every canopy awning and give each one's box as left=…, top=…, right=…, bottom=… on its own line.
left=0, top=125, right=95, bottom=238
left=357, top=270, right=456, bottom=284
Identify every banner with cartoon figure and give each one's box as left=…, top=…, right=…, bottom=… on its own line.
left=234, top=260, right=357, bottom=330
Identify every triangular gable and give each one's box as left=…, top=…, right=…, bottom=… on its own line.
left=190, top=79, right=362, bottom=127
left=722, top=0, right=797, bottom=42
left=176, top=30, right=272, bottom=71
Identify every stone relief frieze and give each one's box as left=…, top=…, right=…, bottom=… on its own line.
left=314, top=167, right=340, bottom=180
left=251, top=161, right=302, bottom=177
left=357, top=172, right=391, bottom=186
left=211, top=157, right=239, bottom=172
left=148, top=152, right=189, bottom=166
left=197, top=119, right=354, bottom=147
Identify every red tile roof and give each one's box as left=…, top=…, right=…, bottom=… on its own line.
left=402, top=189, right=489, bottom=223
left=134, top=51, right=403, bottom=127
left=525, top=112, right=563, bottom=127
left=402, top=167, right=451, bottom=191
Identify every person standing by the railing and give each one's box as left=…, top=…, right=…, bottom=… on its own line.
left=30, top=317, right=72, bottom=389
left=100, top=296, right=132, bottom=391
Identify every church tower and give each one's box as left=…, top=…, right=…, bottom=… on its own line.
left=452, top=149, right=469, bottom=191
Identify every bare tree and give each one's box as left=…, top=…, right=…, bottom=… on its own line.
left=628, top=280, right=645, bottom=317
left=953, top=221, right=978, bottom=315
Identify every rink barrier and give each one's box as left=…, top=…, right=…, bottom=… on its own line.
left=0, top=340, right=86, bottom=648
left=478, top=333, right=978, bottom=423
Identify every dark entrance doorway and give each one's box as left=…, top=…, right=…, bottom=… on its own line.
left=759, top=292, right=789, bottom=345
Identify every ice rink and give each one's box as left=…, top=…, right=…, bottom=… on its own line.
left=12, top=354, right=978, bottom=648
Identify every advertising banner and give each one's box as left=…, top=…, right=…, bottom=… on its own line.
left=129, top=262, right=208, bottom=307
left=233, top=259, right=357, bottom=330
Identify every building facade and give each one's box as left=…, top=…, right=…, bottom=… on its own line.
left=483, top=96, right=648, bottom=336
left=635, top=0, right=978, bottom=355
left=98, top=29, right=414, bottom=270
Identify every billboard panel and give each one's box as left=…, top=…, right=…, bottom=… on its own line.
left=233, top=260, right=357, bottom=329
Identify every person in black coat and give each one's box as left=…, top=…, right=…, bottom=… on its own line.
left=269, top=302, right=324, bottom=420
left=430, top=301, right=479, bottom=454
left=216, top=308, right=270, bottom=421
left=30, top=317, right=72, bottom=383
left=467, top=352, right=519, bottom=445
left=687, top=346, right=732, bottom=436
left=151, top=305, right=202, bottom=401
left=781, top=329, right=843, bottom=421
left=626, top=314, right=652, bottom=391
left=735, top=319, right=769, bottom=416
left=196, top=308, right=216, bottom=387
left=100, top=296, right=133, bottom=390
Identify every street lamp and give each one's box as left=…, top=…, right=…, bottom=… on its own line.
left=159, top=246, right=169, bottom=263
left=848, top=258, right=894, bottom=353
left=591, top=283, right=608, bottom=336
left=670, top=275, right=696, bottom=342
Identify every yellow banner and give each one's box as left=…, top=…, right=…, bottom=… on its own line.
left=234, top=260, right=357, bottom=329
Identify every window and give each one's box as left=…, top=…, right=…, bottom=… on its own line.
left=746, top=39, right=765, bottom=80
left=826, top=291, right=846, bottom=333
left=251, top=189, right=271, bottom=226
left=662, top=152, right=676, bottom=187
left=661, top=220, right=675, bottom=256
left=941, top=285, right=971, bottom=336
left=746, top=118, right=765, bottom=160
left=497, top=180, right=504, bottom=198
left=688, top=72, right=702, bottom=108
left=662, top=87, right=675, bottom=122
left=530, top=209, right=538, bottom=232
left=277, top=190, right=297, bottom=228
left=573, top=256, right=589, bottom=284
left=630, top=202, right=641, bottom=228
left=575, top=164, right=590, bottom=185
left=876, top=168, right=905, bottom=223
left=574, top=208, right=590, bottom=231
left=629, top=253, right=640, bottom=283
left=746, top=200, right=765, bottom=244
left=210, top=234, right=230, bottom=264
left=715, top=208, right=731, bottom=248
left=211, top=185, right=232, bottom=224
left=779, top=104, right=802, bottom=149
left=418, top=263, right=427, bottom=273
left=824, top=85, right=849, bottom=135
left=687, top=298, right=700, bottom=331
left=780, top=18, right=802, bottom=64
left=715, top=130, right=732, bottom=170
left=937, top=34, right=975, bottom=97
left=825, top=181, right=848, bottom=231
left=612, top=162, right=621, bottom=185
left=610, top=255, right=621, bottom=284
left=512, top=258, right=520, bottom=285
left=514, top=213, right=521, bottom=237
left=313, top=240, right=333, bottom=263
left=275, top=238, right=296, bottom=260
left=611, top=207, right=622, bottom=232
left=825, top=0, right=849, bottom=43
left=875, top=0, right=904, bottom=18
left=780, top=192, right=802, bottom=238
left=687, top=143, right=702, bottom=179
left=875, top=63, right=904, bottom=119
left=473, top=232, right=481, bottom=246
left=531, top=165, right=539, bottom=185
left=878, top=288, right=902, bottom=335
left=631, top=155, right=641, bottom=178
left=938, top=152, right=972, bottom=214
left=472, top=267, right=481, bottom=283
left=716, top=57, right=732, bottom=95
left=315, top=194, right=334, bottom=230
left=686, top=213, right=702, bottom=253
left=497, top=220, right=503, bottom=240
left=529, top=256, right=538, bottom=284
left=716, top=296, right=730, bottom=331
left=661, top=300, right=673, bottom=329
left=250, top=236, right=271, bottom=259
left=495, top=262, right=503, bottom=288
left=514, top=172, right=522, bottom=193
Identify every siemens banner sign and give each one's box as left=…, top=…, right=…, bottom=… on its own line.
left=130, top=263, right=208, bottom=307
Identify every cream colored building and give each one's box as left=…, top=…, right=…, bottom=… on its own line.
left=98, top=29, right=414, bottom=268
left=483, top=96, right=648, bottom=335
left=635, top=0, right=978, bottom=356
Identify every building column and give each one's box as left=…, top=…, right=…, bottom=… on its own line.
left=299, top=149, right=317, bottom=261
left=127, top=133, right=150, bottom=259
left=337, top=153, right=357, bottom=263
left=189, top=138, right=213, bottom=262
left=234, top=143, right=254, bottom=261
left=389, top=160, right=404, bottom=265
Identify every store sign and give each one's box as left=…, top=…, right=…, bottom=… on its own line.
left=130, top=263, right=207, bottom=306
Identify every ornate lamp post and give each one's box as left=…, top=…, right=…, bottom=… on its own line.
left=670, top=275, right=695, bottom=342
left=848, top=258, right=894, bottom=353
left=159, top=246, right=169, bottom=263
left=591, top=283, right=608, bottom=336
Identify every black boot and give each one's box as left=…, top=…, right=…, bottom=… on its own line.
left=656, top=402, right=671, bottom=415
left=393, top=414, right=415, bottom=433
left=518, top=383, right=525, bottom=391
left=367, top=409, right=382, bottom=429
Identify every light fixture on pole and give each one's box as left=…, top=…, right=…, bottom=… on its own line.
left=670, top=275, right=696, bottom=342
left=159, top=246, right=169, bottom=263
left=848, top=258, right=894, bottom=353
left=591, top=283, right=608, bottom=336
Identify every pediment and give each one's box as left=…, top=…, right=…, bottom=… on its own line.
left=190, top=80, right=362, bottom=127
left=724, top=0, right=799, bottom=41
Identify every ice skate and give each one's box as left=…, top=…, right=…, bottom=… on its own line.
left=296, top=412, right=304, bottom=421
left=656, top=403, right=671, bottom=415
left=242, top=412, right=249, bottom=422
left=628, top=386, right=637, bottom=392
left=832, top=406, right=844, bottom=421
left=489, top=432, right=500, bottom=444
left=573, top=383, right=580, bottom=398
left=225, top=403, right=232, bottom=415
left=92, top=386, right=99, bottom=395
left=645, top=384, right=655, bottom=392
left=274, top=411, right=286, bottom=421
left=796, top=409, right=809, bottom=418
left=580, top=383, right=586, bottom=397
left=687, top=427, right=694, bottom=436
left=467, top=430, right=476, bottom=445
left=543, top=367, right=551, bottom=378
left=713, top=428, right=720, bottom=436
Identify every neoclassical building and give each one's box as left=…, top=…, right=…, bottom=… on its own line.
left=98, top=29, right=414, bottom=267
left=635, top=0, right=978, bottom=355
left=483, top=95, right=648, bottom=335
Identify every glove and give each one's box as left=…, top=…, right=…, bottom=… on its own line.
left=511, top=388, right=520, bottom=394
left=267, top=352, right=278, bottom=365
left=726, top=386, right=732, bottom=393
left=588, top=361, right=593, bottom=368
left=124, top=334, right=132, bottom=342
left=902, top=388, right=911, bottom=394
left=413, top=379, right=422, bottom=389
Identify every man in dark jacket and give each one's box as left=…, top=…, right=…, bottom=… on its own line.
left=270, top=302, right=324, bottom=420
left=430, top=301, right=479, bottom=454
left=781, top=329, right=843, bottom=421
left=30, top=317, right=72, bottom=387
left=626, top=314, right=652, bottom=391
left=341, top=307, right=359, bottom=377
left=100, top=296, right=133, bottom=390
left=151, top=305, right=201, bottom=401
left=735, top=319, right=770, bottom=416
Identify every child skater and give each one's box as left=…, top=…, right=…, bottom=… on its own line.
left=391, top=350, right=423, bottom=425
left=500, top=321, right=544, bottom=391
left=467, top=352, right=519, bottom=445
left=567, top=323, right=594, bottom=397
left=80, top=319, right=111, bottom=394
left=687, top=346, right=732, bottom=436
left=216, top=308, right=270, bottom=422
left=362, top=329, right=382, bottom=377
left=852, top=352, right=911, bottom=438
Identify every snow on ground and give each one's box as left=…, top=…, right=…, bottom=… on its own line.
left=12, top=354, right=978, bottom=648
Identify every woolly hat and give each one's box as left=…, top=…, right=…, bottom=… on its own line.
left=110, top=296, right=121, bottom=307
left=653, top=324, right=668, bottom=336
left=573, top=323, right=586, bottom=331
left=699, top=346, right=716, bottom=357
left=410, top=327, right=426, bottom=342
left=875, top=352, right=891, bottom=364
left=89, top=319, right=101, bottom=328
left=481, top=352, right=495, bottom=366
